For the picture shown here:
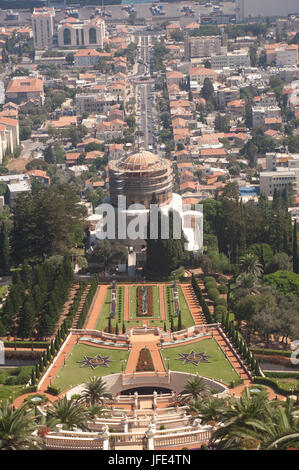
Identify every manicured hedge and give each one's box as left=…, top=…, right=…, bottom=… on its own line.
left=47, top=385, right=60, bottom=396
left=251, top=348, right=291, bottom=358
left=266, top=371, right=299, bottom=379
left=206, top=288, right=219, bottom=302
left=254, top=376, right=293, bottom=397
left=4, top=341, right=48, bottom=349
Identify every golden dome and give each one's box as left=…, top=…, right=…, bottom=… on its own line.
left=122, top=150, right=160, bottom=171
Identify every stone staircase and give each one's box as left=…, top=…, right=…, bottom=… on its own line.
left=73, top=285, right=91, bottom=328
left=181, top=284, right=206, bottom=325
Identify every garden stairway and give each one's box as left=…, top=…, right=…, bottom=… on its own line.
left=181, top=284, right=206, bottom=326
left=72, top=285, right=91, bottom=328
left=212, top=330, right=251, bottom=385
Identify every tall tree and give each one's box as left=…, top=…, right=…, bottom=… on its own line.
left=0, top=221, right=10, bottom=275
left=293, top=222, right=299, bottom=274
left=11, top=185, right=84, bottom=264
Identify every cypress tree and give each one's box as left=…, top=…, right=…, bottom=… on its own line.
left=21, top=261, right=32, bottom=289
left=115, top=323, right=119, bottom=336
left=46, top=346, right=51, bottom=361
left=108, top=317, right=112, bottom=334
left=31, top=368, right=36, bottom=386
left=0, top=221, right=10, bottom=276
left=177, top=312, right=182, bottom=331
left=170, top=316, right=174, bottom=332
left=35, top=363, right=40, bottom=380
left=18, top=298, right=35, bottom=339
left=122, top=322, right=126, bottom=334
left=293, top=222, right=299, bottom=274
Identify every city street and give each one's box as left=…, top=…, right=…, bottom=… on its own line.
left=136, top=34, right=156, bottom=151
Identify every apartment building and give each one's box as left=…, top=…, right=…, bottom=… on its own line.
left=265, top=43, right=298, bottom=66
left=188, top=67, right=216, bottom=85
left=210, top=50, right=250, bottom=69
left=184, top=35, right=222, bottom=59
left=217, top=87, right=240, bottom=109
left=32, top=7, right=55, bottom=50
left=6, top=77, right=44, bottom=105
left=252, top=106, right=281, bottom=128
left=76, top=93, right=121, bottom=115
left=74, top=49, right=102, bottom=67
left=260, top=169, right=298, bottom=197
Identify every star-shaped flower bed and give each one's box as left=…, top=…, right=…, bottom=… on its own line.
left=78, top=354, right=112, bottom=369
left=176, top=350, right=210, bottom=366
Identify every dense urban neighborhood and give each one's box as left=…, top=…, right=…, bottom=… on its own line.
left=0, top=0, right=299, bottom=454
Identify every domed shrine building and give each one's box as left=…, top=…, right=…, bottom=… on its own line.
left=109, top=150, right=174, bottom=209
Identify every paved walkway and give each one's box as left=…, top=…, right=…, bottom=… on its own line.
left=159, top=284, right=166, bottom=321
left=85, top=285, right=108, bottom=330
left=38, top=333, right=79, bottom=393
left=124, top=285, right=130, bottom=321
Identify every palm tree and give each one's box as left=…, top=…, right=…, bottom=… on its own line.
left=239, top=254, right=263, bottom=277
left=180, top=375, right=210, bottom=403
left=189, top=396, right=227, bottom=425
left=81, top=376, right=112, bottom=406
left=233, top=273, right=262, bottom=306
left=87, top=403, right=109, bottom=420
left=209, top=387, right=272, bottom=449
left=211, top=394, right=299, bottom=450
left=46, top=396, right=90, bottom=431
left=0, top=400, right=41, bottom=450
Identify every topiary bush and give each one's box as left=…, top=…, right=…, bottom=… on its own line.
left=218, top=284, right=228, bottom=294
left=207, top=288, right=219, bottom=301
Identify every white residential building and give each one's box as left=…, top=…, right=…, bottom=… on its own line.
left=276, top=45, right=298, bottom=66
left=210, top=50, right=250, bottom=69
left=260, top=169, right=299, bottom=197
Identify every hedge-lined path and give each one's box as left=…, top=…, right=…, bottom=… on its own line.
left=181, top=284, right=206, bottom=325
left=125, top=334, right=166, bottom=374
left=84, top=285, right=108, bottom=330
left=124, top=285, right=130, bottom=321
left=159, top=284, right=166, bottom=321
left=73, top=285, right=92, bottom=328
left=38, top=333, right=79, bottom=394
left=228, top=384, right=286, bottom=401
left=212, top=330, right=251, bottom=385
left=13, top=391, right=58, bottom=408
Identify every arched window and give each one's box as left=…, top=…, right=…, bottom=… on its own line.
left=89, top=27, right=97, bottom=44
left=63, top=28, right=71, bottom=45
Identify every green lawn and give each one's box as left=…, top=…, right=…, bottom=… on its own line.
left=161, top=338, right=240, bottom=386
left=95, top=286, right=125, bottom=333
left=164, top=286, right=195, bottom=331
left=52, top=344, right=130, bottom=392
left=0, top=385, right=27, bottom=402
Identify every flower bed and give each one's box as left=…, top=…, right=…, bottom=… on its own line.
left=136, top=347, right=155, bottom=372
left=136, top=286, right=153, bottom=317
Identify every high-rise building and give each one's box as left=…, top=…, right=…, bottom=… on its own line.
left=32, top=7, right=55, bottom=50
